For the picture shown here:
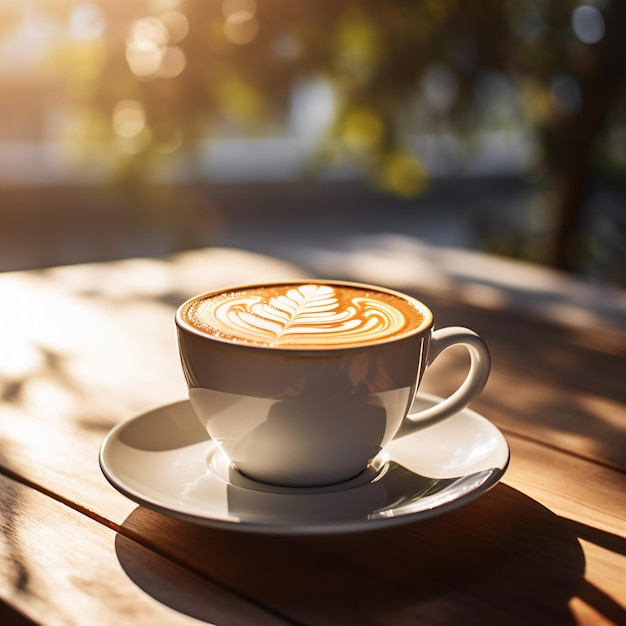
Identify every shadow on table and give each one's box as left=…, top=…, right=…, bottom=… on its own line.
left=114, top=484, right=625, bottom=625
left=0, top=601, right=39, bottom=626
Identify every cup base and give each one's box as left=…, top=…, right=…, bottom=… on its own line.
left=208, top=446, right=389, bottom=494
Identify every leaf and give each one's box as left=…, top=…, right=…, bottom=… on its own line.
left=268, top=285, right=340, bottom=335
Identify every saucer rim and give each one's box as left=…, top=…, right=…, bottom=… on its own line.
left=99, top=393, right=510, bottom=534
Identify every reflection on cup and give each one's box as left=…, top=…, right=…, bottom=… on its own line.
left=177, top=280, right=490, bottom=487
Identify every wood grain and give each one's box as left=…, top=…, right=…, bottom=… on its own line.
left=0, top=474, right=290, bottom=626
left=421, top=354, right=626, bottom=471
left=114, top=475, right=624, bottom=625
left=0, top=252, right=624, bottom=626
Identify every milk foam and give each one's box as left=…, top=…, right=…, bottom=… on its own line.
left=182, top=284, right=425, bottom=348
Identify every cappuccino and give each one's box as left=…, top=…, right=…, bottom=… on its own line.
left=179, top=282, right=428, bottom=348
left=176, top=280, right=490, bottom=486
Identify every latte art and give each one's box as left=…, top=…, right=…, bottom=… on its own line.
left=182, top=283, right=425, bottom=348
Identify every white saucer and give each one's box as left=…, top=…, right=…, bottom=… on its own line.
left=99, top=393, right=509, bottom=534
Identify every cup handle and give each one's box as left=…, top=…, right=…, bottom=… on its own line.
left=397, top=327, right=491, bottom=437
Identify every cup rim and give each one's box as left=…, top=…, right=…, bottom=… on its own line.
left=175, top=279, right=434, bottom=352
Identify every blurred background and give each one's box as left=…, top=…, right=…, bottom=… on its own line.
left=1, top=0, right=625, bottom=285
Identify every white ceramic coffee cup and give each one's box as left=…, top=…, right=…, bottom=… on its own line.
left=176, top=280, right=490, bottom=487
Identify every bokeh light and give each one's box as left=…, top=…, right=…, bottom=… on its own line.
left=271, top=32, right=301, bottom=60
left=215, top=77, right=266, bottom=125
left=128, top=17, right=169, bottom=47
left=223, top=12, right=259, bottom=45
left=422, top=64, right=458, bottom=112
left=222, top=0, right=257, bottom=19
left=125, top=18, right=168, bottom=79
left=159, top=11, right=189, bottom=44
left=289, top=79, right=335, bottom=138
left=112, top=99, right=146, bottom=138
left=334, top=15, right=383, bottom=79
left=126, top=41, right=163, bottom=78
left=222, top=0, right=258, bottom=45
left=341, top=109, right=384, bottom=153
left=158, top=45, right=186, bottom=79
left=148, top=0, right=185, bottom=10
left=571, top=5, right=605, bottom=44
left=116, top=126, right=152, bottom=154
left=381, top=154, right=428, bottom=197
left=125, top=15, right=187, bottom=79
left=550, top=75, right=582, bottom=116
left=153, top=126, right=184, bottom=154
left=0, top=0, right=624, bottom=284
left=112, top=98, right=152, bottom=154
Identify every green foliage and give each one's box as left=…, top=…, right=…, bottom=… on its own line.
left=28, top=2, right=619, bottom=187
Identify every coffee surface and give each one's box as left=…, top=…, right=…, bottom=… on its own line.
left=180, top=283, right=426, bottom=348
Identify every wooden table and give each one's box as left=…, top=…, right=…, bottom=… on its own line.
left=0, top=247, right=624, bottom=625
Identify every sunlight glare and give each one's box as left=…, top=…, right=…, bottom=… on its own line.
left=0, top=12, right=61, bottom=73
left=0, top=338, right=43, bottom=379
left=22, top=376, right=78, bottom=420
left=458, top=282, right=509, bottom=310
left=69, top=3, right=106, bottom=41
